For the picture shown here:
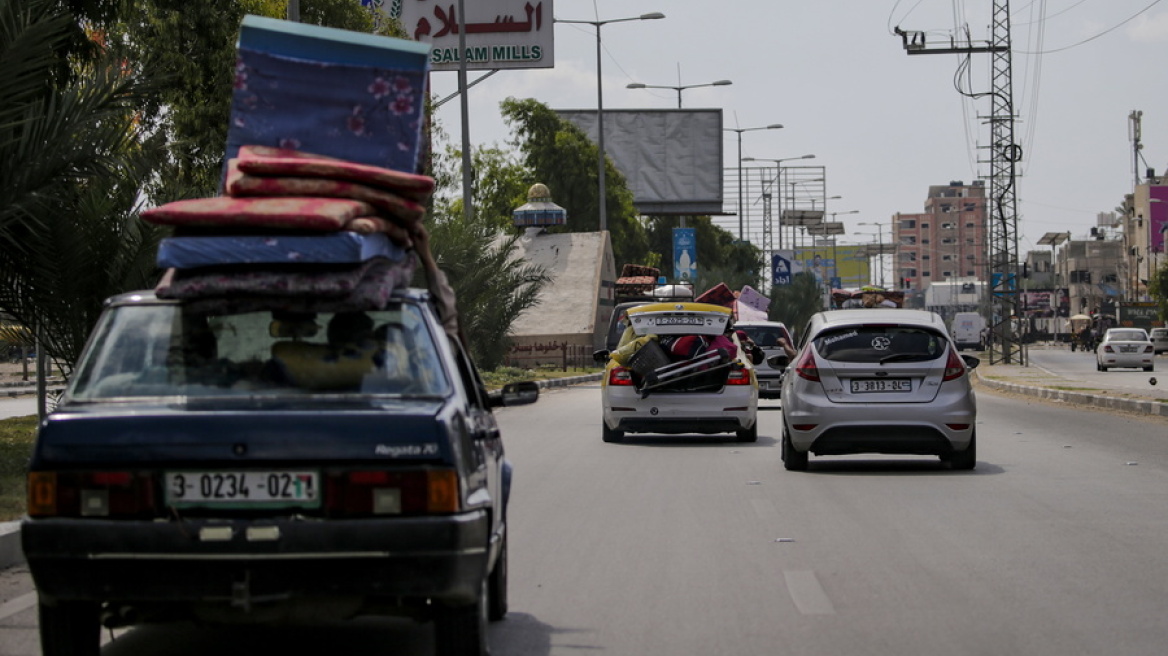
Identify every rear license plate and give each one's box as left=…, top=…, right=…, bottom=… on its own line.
left=655, top=316, right=704, bottom=326
left=1120, top=346, right=1137, bottom=353
left=850, top=378, right=911, bottom=393
left=165, top=471, right=320, bottom=508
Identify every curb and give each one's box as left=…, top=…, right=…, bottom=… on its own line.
left=0, top=520, right=21, bottom=570
left=975, top=370, right=1168, bottom=418
left=534, top=372, right=603, bottom=389
left=0, top=373, right=607, bottom=571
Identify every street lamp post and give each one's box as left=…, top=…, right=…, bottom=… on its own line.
left=627, top=79, right=732, bottom=108
left=724, top=124, right=784, bottom=241
left=742, top=154, right=815, bottom=250
left=556, top=12, right=665, bottom=234
left=856, top=222, right=889, bottom=288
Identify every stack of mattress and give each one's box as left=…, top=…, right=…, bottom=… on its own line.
left=141, top=15, right=435, bottom=313
left=145, top=145, right=434, bottom=313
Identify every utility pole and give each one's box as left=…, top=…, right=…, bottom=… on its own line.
left=895, top=0, right=1023, bottom=365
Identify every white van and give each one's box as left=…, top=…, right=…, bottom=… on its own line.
left=951, top=312, right=987, bottom=351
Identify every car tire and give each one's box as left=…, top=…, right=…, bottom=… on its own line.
left=38, top=600, right=99, bottom=656
left=781, top=424, right=808, bottom=471
left=948, top=432, right=977, bottom=471
left=1100, top=365, right=1108, bottom=372
left=736, top=422, right=758, bottom=443
left=487, top=534, right=508, bottom=622
left=602, top=423, right=623, bottom=443
left=435, top=580, right=488, bottom=656
left=1145, top=365, right=1155, bottom=372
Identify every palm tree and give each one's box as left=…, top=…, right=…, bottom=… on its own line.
left=0, top=0, right=165, bottom=374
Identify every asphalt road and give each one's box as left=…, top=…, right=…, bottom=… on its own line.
left=2, top=381, right=1168, bottom=655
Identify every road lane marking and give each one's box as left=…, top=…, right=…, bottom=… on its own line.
left=784, top=570, right=836, bottom=615
left=0, top=592, right=36, bottom=620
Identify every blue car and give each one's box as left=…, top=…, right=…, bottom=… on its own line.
left=22, top=289, right=537, bottom=656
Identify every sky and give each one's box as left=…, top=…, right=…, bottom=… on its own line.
left=427, top=0, right=1168, bottom=258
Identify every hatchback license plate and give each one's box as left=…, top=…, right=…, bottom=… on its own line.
left=851, top=378, right=911, bottom=393
left=165, top=471, right=319, bottom=507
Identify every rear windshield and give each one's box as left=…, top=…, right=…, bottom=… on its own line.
left=813, top=325, right=946, bottom=363
left=737, top=325, right=790, bottom=348
left=1108, top=330, right=1147, bottom=342
left=68, top=302, right=450, bottom=400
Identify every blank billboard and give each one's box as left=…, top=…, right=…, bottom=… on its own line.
left=557, top=109, right=724, bottom=216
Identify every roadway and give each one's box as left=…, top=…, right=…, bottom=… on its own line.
left=2, top=363, right=1167, bottom=655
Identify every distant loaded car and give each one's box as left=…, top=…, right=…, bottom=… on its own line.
left=779, top=309, right=979, bottom=471
left=21, top=289, right=537, bottom=656
left=1095, top=328, right=1155, bottom=372
left=734, top=320, right=793, bottom=399
left=595, top=302, right=759, bottom=443
left=1150, top=327, right=1168, bottom=355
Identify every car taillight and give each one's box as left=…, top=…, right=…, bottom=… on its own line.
left=942, top=347, right=966, bottom=381
left=608, top=366, right=634, bottom=386
left=726, top=364, right=752, bottom=385
left=27, top=470, right=156, bottom=518
left=1103, top=345, right=1114, bottom=353
left=324, top=469, right=460, bottom=517
left=1145, top=345, right=1154, bottom=353
left=795, top=349, right=819, bottom=382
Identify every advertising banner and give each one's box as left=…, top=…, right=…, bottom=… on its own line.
left=673, top=228, right=697, bottom=281
left=791, top=246, right=869, bottom=288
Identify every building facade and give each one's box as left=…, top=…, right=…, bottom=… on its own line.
left=893, top=181, right=988, bottom=293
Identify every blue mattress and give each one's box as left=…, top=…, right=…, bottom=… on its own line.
left=157, top=232, right=406, bottom=269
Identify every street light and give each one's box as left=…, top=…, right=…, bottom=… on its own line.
left=627, top=79, right=732, bottom=108
left=556, top=12, right=665, bottom=234
left=857, top=221, right=891, bottom=288
left=743, top=154, right=814, bottom=250
left=724, top=124, right=784, bottom=240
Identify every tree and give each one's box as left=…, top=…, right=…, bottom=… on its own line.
left=0, top=0, right=166, bottom=373
left=500, top=97, right=649, bottom=267
left=1149, top=258, right=1168, bottom=323
left=107, top=0, right=379, bottom=201
left=768, top=273, right=824, bottom=338
left=425, top=127, right=549, bottom=370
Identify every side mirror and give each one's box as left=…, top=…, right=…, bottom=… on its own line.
left=592, top=349, right=611, bottom=364
left=961, top=355, right=980, bottom=370
left=492, top=380, right=539, bottom=407
left=766, top=354, right=790, bottom=368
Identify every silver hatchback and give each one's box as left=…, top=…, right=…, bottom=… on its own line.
left=779, top=309, right=979, bottom=471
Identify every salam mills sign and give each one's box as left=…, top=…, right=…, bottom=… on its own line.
left=386, top=0, right=555, bottom=70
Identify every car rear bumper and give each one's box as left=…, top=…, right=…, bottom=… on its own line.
left=783, top=385, right=975, bottom=454
left=604, top=386, right=757, bottom=434
left=22, top=511, right=490, bottom=606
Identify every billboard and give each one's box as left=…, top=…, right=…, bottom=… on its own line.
left=788, top=245, right=871, bottom=289
left=557, top=109, right=724, bottom=215
left=387, top=0, right=554, bottom=71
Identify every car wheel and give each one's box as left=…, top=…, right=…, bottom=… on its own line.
left=602, top=422, right=623, bottom=443
left=487, top=534, right=508, bottom=621
left=435, top=580, right=488, bottom=656
left=1145, top=365, right=1155, bottom=372
left=38, top=600, right=99, bottom=656
left=781, top=424, right=808, bottom=471
left=1100, top=365, right=1108, bottom=372
left=735, top=422, right=758, bottom=443
left=948, top=432, right=977, bottom=471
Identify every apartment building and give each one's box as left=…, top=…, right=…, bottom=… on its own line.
left=893, top=180, right=988, bottom=292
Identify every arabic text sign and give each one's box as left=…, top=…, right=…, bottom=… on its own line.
left=388, top=0, right=555, bottom=71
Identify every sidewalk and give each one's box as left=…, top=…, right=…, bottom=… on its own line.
left=973, top=352, right=1168, bottom=418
